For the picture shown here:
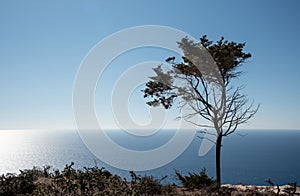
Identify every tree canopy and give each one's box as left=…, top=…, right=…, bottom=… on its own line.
left=143, top=35, right=259, bottom=185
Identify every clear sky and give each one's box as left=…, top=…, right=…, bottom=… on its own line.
left=0, top=0, right=299, bottom=130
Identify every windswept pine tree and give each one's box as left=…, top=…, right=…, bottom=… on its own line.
left=143, top=35, right=259, bottom=186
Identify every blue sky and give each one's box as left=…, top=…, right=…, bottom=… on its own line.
left=0, top=0, right=299, bottom=130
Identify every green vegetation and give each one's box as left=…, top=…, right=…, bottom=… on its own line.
left=175, top=168, right=216, bottom=190
left=1, top=163, right=297, bottom=195
left=0, top=162, right=175, bottom=196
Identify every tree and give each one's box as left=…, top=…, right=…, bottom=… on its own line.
left=142, top=35, right=259, bottom=186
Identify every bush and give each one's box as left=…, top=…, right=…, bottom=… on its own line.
left=0, top=167, right=43, bottom=196
left=175, top=168, right=216, bottom=190
left=129, top=171, right=173, bottom=195
left=32, top=163, right=174, bottom=195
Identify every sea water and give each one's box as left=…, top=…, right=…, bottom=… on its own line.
left=0, top=129, right=299, bottom=185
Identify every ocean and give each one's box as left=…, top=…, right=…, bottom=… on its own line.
left=0, top=129, right=299, bottom=185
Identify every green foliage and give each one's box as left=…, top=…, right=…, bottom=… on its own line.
left=0, top=163, right=174, bottom=195
left=0, top=166, right=45, bottom=196
left=0, top=164, right=293, bottom=195
left=143, top=35, right=252, bottom=109
left=199, top=35, right=251, bottom=83
left=129, top=171, right=172, bottom=195
left=175, top=168, right=216, bottom=190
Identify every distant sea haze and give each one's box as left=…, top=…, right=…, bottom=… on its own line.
left=0, top=129, right=299, bottom=185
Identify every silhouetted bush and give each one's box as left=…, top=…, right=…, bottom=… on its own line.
left=175, top=168, right=216, bottom=190
left=0, top=167, right=45, bottom=196
left=29, top=162, right=174, bottom=195
left=129, top=171, right=173, bottom=195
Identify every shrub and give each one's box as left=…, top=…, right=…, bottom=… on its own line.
left=32, top=163, right=174, bottom=195
left=0, top=168, right=40, bottom=196
left=130, top=171, right=173, bottom=195
left=175, top=168, right=216, bottom=190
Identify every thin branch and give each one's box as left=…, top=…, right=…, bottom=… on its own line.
left=182, top=118, right=214, bottom=128
left=197, top=130, right=217, bottom=136
left=197, top=136, right=217, bottom=144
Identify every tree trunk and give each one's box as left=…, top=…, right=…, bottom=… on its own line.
left=216, top=133, right=222, bottom=187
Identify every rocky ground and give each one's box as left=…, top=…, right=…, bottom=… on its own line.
left=175, top=184, right=300, bottom=195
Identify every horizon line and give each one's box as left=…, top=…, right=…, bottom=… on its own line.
left=0, top=128, right=300, bottom=132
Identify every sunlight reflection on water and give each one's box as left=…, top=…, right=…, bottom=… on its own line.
left=0, top=130, right=98, bottom=174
